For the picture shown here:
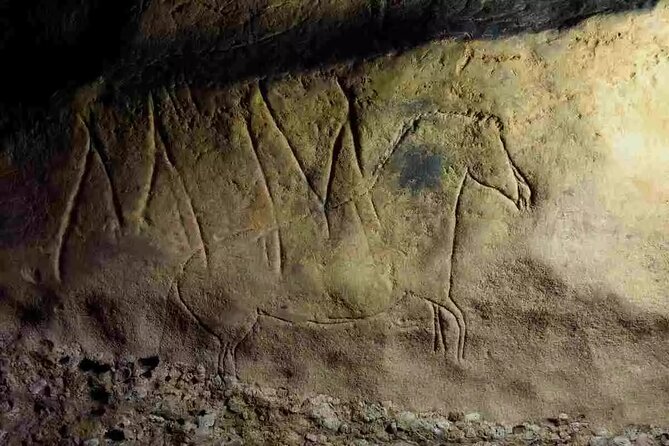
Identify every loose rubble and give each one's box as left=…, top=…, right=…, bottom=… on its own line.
left=0, top=339, right=667, bottom=445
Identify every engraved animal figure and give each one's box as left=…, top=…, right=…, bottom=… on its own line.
left=53, top=82, right=531, bottom=378
left=164, top=84, right=531, bottom=378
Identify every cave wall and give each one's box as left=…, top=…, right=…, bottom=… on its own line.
left=0, top=0, right=668, bottom=425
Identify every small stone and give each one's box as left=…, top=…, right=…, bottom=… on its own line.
left=310, top=402, right=340, bottom=431
left=223, top=375, right=238, bottom=387
left=28, top=379, right=48, bottom=395
left=512, top=425, right=527, bottom=435
left=396, top=411, right=417, bottom=431
left=524, top=429, right=538, bottom=440
left=0, top=401, right=12, bottom=414
left=183, top=420, right=197, bottom=432
left=490, top=425, right=506, bottom=439
left=196, top=364, right=206, bottom=376
left=626, top=427, right=642, bottom=441
left=148, top=414, right=166, bottom=424
left=447, top=428, right=465, bottom=442
left=636, top=433, right=657, bottom=446
left=227, top=396, right=245, bottom=414
left=219, top=434, right=244, bottom=446
left=464, top=412, right=482, bottom=423
left=83, top=439, right=99, bottom=446
left=611, top=436, right=633, bottom=446
left=435, top=418, right=452, bottom=430
left=448, top=411, right=464, bottom=422
left=362, top=403, right=387, bottom=422
left=197, top=411, right=216, bottom=429
left=559, top=413, right=570, bottom=421
left=648, top=428, right=663, bottom=437
left=284, top=431, right=302, bottom=444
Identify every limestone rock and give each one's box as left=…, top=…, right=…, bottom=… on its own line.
left=0, top=0, right=668, bottom=441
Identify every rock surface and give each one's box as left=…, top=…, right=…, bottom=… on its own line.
left=1, top=0, right=669, bottom=436
left=1, top=338, right=668, bottom=445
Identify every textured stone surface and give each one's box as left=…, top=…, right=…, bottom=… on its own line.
left=1, top=339, right=668, bottom=444
left=1, top=0, right=669, bottom=436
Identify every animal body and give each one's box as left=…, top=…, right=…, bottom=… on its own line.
left=55, top=79, right=531, bottom=377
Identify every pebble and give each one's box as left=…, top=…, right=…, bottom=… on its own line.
left=626, top=427, right=642, bottom=440
left=465, top=412, right=482, bottom=423
left=362, top=403, right=386, bottom=422
left=219, top=435, right=244, bottom=446
left=396, top=411, right=417, bottom=431
left=612, top=436, right=633, bottom=446
left=310, top=400, right=340, bottom=431
left=588, top=436, right=609, bottom=446
left=197, top=411, right=216, bottom=431
left=636, top=433, right=657, bottom=446
left=305, top=432, right=326, bottom=443
left=434, top=418, right=450, bottom=428
left=448, top=411, right=464, bottom=421
left=227, top=396, right=245, bottom=414
left=490, top=425, right=507, bottom=439
left=28, top=379, right=48, bottom=395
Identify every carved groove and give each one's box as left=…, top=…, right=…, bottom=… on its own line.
left=136, top=93, right=159, bottom=227
left=324, top=120, right=347, bottom=211
left=173, top=254, right=223, bottom=372
left=353, top=200, right=371, bottom=252
left=88, top=113, right=125, bottom=229
left=448, top=172, right=468, bottom=362
left=369, top=194, right=381, bottom=224
left=336, top=78, right=365, bottom=176
left=243, top=104, right=283, bottom=274
left=90, top=150, right=122, bottom=234
left=432, top=303, right=443, bottom=353
left=258, top=80, right=323, bottom=204
left=53, top=115, right=92, bottom=283
left=154, top=108, right=209, bottom=268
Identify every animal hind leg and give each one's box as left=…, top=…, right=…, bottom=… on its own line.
left=435, top=299, right=466, bottom=363
left=221, top=312, right=260, bottom=380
